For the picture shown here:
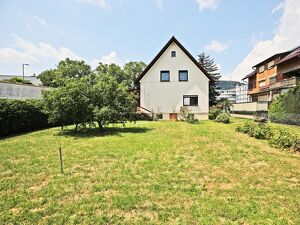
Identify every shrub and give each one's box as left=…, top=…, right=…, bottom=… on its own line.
left=209, top=106, right=222, bottom=120
left=0, top=99, right=49, bottom=137
left=132, top=113, right=153, bottom=121
left=3, top=77, right=33, bottom=85
left=249, top=123, right=273, bottom=140
left=269, top=129, right=295, bottom=149
left=291, top=138, right=300, bottom=152
left=269, top=84, right=300, bottom=125
left=235, top=121, right=256, bottom=134
left=215, top=113, right=230, bottom=124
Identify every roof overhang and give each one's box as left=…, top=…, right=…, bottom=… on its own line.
left=135, top=36, right=212, bottom=84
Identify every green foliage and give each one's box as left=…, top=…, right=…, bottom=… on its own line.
left=209, top=99, right=232, bottom=120
left=42, top=79, right=93, bottom=130
left=269, top=129, right=296, bottom=149
left=269, top=85, right=300, bottom=125
left=179, top=106, right=191, bottom=121
left=38, top=58, right=92, bottom=87
left=95, top=63, right=131, bottom=87
left=2, top=77, right=32, bottom=85
left=42, top=74, right=136, bottom=131
left=209, top=106, right=222, bottom=120
left=132, top=113, right=153, bottom=121
left=291, top=138, right=300, bottom=152
left=123, top=61, right=147, bottom=85
left=0, top=99, right=49, bottom=137
left=198, top=52, right=221, bottom=106
left=215, top=113, right=230, bottom=124
left=92, top=74, right=136, bottom=128
left=236, top=121, right=272, bottom=140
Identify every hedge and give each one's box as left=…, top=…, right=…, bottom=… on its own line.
left=0, top=99, right=50, bottom=137
left=269, top=84, right=300, bottom=125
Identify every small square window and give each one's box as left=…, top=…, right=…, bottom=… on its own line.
left=171, top=51, right=176, bottom=57
left=179, top=70, right=188, bottom=81
left=160, top=71, right=170, bottom=82
left=183, top=95, right=198, bottom=106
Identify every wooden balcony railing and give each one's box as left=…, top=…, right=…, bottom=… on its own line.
left=269, top=77, right=300, bottom=90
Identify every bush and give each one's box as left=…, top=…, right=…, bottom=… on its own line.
left=249, top=123, right=272, bottom=140
left=269, top=84, right=300, bottom=125
left=236, top=121, right=272, bottom=140
left=291, top=138, right=300, bottom=152
left=0, top=99, right=49, bottom=137
left=209, top=106, right=222, bottom=120
left=215, top=113, right=230, bottom=124
left=131, top=113, right=153, bottom=121
left=269, top=129, right=296, bottom=149
left=3, top=77, right=33, bottom=85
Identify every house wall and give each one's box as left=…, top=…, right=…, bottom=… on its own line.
left=140, top=42, right=209, bottom=119
left=277, top=57, right=300, bottom=75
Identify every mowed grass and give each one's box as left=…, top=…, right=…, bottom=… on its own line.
left=0, top=120, right=299, bottom=224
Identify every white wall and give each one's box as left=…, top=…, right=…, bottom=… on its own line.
left=0, top=82, right=48, bottom=99
left=140, top=42, right=209, bottom=118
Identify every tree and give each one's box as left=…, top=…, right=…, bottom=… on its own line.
left=94, top=63, right=131, bottom=87
left=38, top=58, right=92, bottom=87
left=123, top=61, right=147, bottom=87
left=42, top=79, right=93, bottom=131
left=198, top=52, right=221, bottom=106
left=91, top=74, right=137, bottom=129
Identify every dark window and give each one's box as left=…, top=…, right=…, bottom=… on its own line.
left=160, top=71, right=170, bottom=82
left=171, top=51, right=176, bottom=57
left=156, top=114, right=163, bottom=120
left=179, top=70, right=188, bottom=81
left=183, top=95, right=198, bottom=106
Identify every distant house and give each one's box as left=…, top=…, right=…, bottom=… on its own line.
left=243, top=45, right=300, bottom=102
left=235, top=84, right=249, bottom=103
left=217, top=88, right=236, bottom=102
left=135, top=36, right=211, bottom=120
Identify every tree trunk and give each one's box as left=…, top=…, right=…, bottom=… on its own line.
left=75, top=123, right=78, bottom=132
left=97, top=121, right=103, bottom=130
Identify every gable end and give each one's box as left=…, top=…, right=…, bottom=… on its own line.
left=135, top=36, right=212, bottom=84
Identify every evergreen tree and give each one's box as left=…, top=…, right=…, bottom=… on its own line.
left=198, top=52, right=221, bottom=106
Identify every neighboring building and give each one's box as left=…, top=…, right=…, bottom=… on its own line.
left=235, top=84, right=249, bottom=103
left=0, top=82, right=48, bottom=99
left=0, top=75, right=41, bottom=86
left=243, top=45, right=300, bottom=102
left=217, top=88, right=236, bottom=102
left=135, top=36, right=211, bottom=120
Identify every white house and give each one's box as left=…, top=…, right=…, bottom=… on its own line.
left=135, top=36, right=211, bottom=120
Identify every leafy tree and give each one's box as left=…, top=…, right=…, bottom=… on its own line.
left=42, top=79, right=93, bottom=131
left=38, top=58, right=92, bottom=87
left=38, top=69, right=57, bottom=87
left=91, top=74, right=136, bottom=129
left=198, top=52, right=221, bottom=106
left=94, top=63, right=131, bottom=87
left=123, top=61, right=147, bottom=86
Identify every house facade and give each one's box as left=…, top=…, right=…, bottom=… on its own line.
left=135, top=37, right=211, bottom=120
left=243, top=46, right=300, bottom=102
left=235, top=84, right=249, bottom=103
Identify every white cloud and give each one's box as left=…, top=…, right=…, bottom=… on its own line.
left=196, top=0, right=219, bottom=11
left=232, top=0, right=300, bottom=81
left=155, top=0, right=163, bottom=9
left=91, top=50, right=123, bottom=68
left=204, top=40, right=228, bottom=53
left=0, top=48, right=37, bottom=63
left=272, top=2, right=284, bottom=14
left=33, top=15, right=48, bottom=27
left=11, top=34, right=81, bottom=61
left=76, top=0, right=108, bottom=8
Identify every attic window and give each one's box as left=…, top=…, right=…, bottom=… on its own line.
left=171, top=51, right=176, bottom=57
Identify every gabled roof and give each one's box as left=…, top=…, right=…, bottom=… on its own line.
left=242, top=70, right=257, bottom=80
left=252, top=51, right=290, bottom=68
left=274, top=46, right=300, bottom=66
left=135, top=36, right=211, bottom=84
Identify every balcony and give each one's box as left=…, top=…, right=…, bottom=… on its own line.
left=269, top=77, right=300, bottom=90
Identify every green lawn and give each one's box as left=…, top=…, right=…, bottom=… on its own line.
left=0, top=120, right=299, bottom=224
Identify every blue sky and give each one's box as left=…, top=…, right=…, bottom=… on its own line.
left=1, top=0, right=297, bottom=81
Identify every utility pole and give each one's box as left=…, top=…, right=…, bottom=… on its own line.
left=22, top=63, right=29, bottom=81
